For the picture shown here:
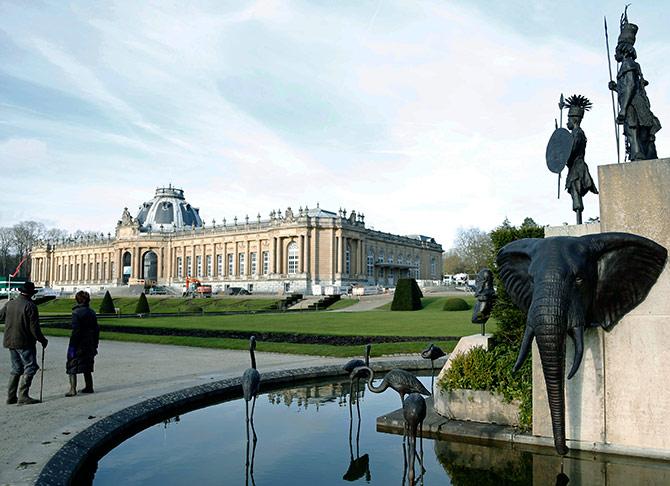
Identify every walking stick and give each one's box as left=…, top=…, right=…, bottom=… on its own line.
left=40, top=344, right=45, bottom=402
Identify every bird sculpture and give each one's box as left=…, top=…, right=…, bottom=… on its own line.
left=352, top=366, right=430, bottom=410
left=343, top=344, right=372, bottom=417
left=403, top=393, right=427, bottom=486
left=242, top=336, right=261, bottom=439
left=420, top=343, right=446, bottom=391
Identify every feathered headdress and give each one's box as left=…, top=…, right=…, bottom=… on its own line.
left=565, top=94, right=592, bottom=119
left=618, top=4, right=638, bottom=46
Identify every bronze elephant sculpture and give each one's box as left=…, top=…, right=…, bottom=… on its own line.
left=496, top=232, right=667, bottom=455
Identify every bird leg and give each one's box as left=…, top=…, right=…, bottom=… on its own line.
left=430, top=361, right=435, bottom=391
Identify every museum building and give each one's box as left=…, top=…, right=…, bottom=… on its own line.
left=30, top=187, right=443, bottom=294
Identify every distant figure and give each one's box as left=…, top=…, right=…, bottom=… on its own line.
left=608, top=6, right=661, bottom=161
left=1, top=282, right=48, bottom=405
left=471, top=268, right=496, bottom=329
left=65, top=291, right=100, bottom=396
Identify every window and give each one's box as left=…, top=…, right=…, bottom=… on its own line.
left=57, top=265, right=62, bottom=281
left=239, top=253, right=245, bottom=275
left=217, top=255, right=223, bottom=276
left=96, top=262, right=100, bottom=280
left=186, top=256, right=192, bottom=276
left=367, top=250, right=374, bottom=277
left=262, top=251, right=269, bottom=274
left=103, top=261, right=108, bottom=280
left=377, top=250, right=384, bottom=264
left=251, top=252, right=257, bottom=275
left=387, top=255, right=393, bottom=264
left=431, top=256, right=437, bottom=276
left=206, top=255, right=212, bottom=277
left=398, top=255, right=403, bottom=265
left=88, top=263, right=93, bottom=280
left=345, top=243, right=351, bottom=274
left=414, top=257, right=420, bottom=279
left=111, top=262, right=116, bottom=279
left=287, top=242, right=299, bottom=274
left=75, top=264, right=80, bottom=280
left=228, top=254, right=234, bottom=275
left=177, top=257, right=183, bottom=278
left=196, top=255, right=202, bottom=277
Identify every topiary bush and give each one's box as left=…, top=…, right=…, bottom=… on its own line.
left=99, top=290, right=116, bottom=314
left=135, top=292, right=151, bottom=314
left=442, top=297, right=470, bottom=311
left=390, top=278, right=423, bottom=311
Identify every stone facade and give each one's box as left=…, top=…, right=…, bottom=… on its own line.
left=30, top=187, right=443, bottom=294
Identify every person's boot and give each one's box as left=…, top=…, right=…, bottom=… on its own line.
left=65, top=375, right=77, bottom=397
left=17, top=375, right=40, bottom=405
left=7, top=375, right=20, bottom=405
left=81, top=372, right=94, bottom=393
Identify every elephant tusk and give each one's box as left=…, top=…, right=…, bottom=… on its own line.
left=567, top=326, right=584, bottom=380
left=513, top=326, right=535, bottom=372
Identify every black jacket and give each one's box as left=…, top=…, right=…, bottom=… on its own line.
left=1, top=294, right=47, bottom=349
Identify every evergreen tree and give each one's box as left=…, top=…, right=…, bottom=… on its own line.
left=99, top=290, right=116, bottom=314
left=135, top=292, right=151, bottom=314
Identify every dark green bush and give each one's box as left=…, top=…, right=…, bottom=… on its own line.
left=135, top=292, right=151, bottom=314
left=440, top=343, right=532, bottom=429
left=390, top=278, right=423, bottom=311
left=442, top=297, right=470, bottom=311
left=99, top=290, right=116, bottom=314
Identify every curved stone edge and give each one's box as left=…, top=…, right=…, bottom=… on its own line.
left=35, top=358, right=430, bottom=486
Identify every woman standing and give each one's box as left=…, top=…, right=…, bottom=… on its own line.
left=65, top=291, right=100, bottom=396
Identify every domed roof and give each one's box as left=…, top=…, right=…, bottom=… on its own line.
left=136, top=186, right=203, bottom=232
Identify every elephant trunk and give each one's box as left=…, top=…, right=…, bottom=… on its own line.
left=535, top=330, right=569, bottom=455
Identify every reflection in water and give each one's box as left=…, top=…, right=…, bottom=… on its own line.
left=84, top=375, right=670, bottom=485
left=245, top=422, right=257, bottom=486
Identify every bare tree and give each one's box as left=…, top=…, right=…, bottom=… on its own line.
left=453, top=227, right=493, bottom=274
left=0, top=227, right=16, bottom=276
left=12, top=221, right=47, bottom=277
left=442, top=248, right=466, bottom=275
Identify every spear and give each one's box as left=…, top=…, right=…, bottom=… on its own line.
left=605, top=16, right=621, bottom=164
left=558, top=93, right=565, bottom=128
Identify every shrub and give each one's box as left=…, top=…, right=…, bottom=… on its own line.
left=135, top=292, right=151, bottom=314
left=442, top=297, right=470, bottom=311
left=390, top=278, right=423, bottom=311
left=99, top=290, right=116, bottom=314
left=440, top=343, right=532, bottom=429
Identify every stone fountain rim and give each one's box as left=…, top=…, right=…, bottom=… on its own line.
left=36, top=357, right=438, bottom=486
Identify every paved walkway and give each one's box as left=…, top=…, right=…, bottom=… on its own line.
left=0, top=337, right=343, bottom=485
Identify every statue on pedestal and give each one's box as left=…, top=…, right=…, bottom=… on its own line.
left=564, top=95, right=599, bottom=225
left=608, top=6, right=661, bottom=161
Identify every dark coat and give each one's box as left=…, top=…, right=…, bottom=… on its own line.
left=66, top=303, right=100, bottom=374
left=1, top=294, right=48, bottom=349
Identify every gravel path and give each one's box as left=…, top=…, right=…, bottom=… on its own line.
left=0, top=336, right=343, bottom=485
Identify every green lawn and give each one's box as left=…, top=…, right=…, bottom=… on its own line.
left=326, top=298, right=359, bottom=310
left=35, top=295, right=491, bottom=357
left=38, top=296, right=281, bottom=315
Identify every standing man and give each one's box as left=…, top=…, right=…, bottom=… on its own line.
left=0, top=282, right=48, bottom=405
left=608, top=6, right=661, bottom=161
left=564, top=94, right=599, bottom=225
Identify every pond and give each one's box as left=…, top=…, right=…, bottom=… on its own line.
left=79, top=374, right=670, bottom=485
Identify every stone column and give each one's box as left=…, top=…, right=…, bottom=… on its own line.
left=299, top=235, right=305, bottom=273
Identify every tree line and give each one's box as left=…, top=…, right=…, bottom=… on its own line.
left=443, top=217, right=540, bottom=275
left=0, top=221, right=101, bottom=279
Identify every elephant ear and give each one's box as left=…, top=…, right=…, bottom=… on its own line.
left=585, top=232, right=668, bottom=330
left=496, top=238, right=541, bottom=313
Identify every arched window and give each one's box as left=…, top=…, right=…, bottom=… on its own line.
left=143, top=251, right=158, bottom=281
left=367, top=249, right=374, bottom=277
left=287, top=242, right=299, bottom=274
left=122, top=251, right=132, bottom=284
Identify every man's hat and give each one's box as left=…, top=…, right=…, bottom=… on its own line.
left=17, top=282, right=38, bottom=295
left=618, top=5, right=638, bottom=46
left=565, top=94, right=592, bottom=120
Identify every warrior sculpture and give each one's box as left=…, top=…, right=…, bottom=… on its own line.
left=608, top=6, right=661, bottom=161
left=564, top=95, right=598, bottom=225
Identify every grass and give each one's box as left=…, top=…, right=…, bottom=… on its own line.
left=38, top=296, right=281, bottom=315
left=326, top=298, right=359, bottom=310
left=40, top=327, right=457, bottom=357
left=32, top=295, right=491, bottom=357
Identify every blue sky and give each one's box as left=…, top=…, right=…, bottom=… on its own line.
left=1, top=0, right=669, bottom=248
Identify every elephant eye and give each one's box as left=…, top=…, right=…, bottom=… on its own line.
left=575, top=276, right=584, bottom=286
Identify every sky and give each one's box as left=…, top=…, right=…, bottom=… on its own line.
left=1, top=0, right=669, bottom=249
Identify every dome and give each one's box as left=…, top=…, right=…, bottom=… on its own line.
left=136, top=186, right=203, bottom=232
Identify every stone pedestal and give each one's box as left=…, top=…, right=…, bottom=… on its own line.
left=534, top=158, right=670, bottom=456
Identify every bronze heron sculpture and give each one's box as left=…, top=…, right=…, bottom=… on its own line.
left=420, top=343, right=446, bottom=390
left=242, top=335, right=261, bottom=440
